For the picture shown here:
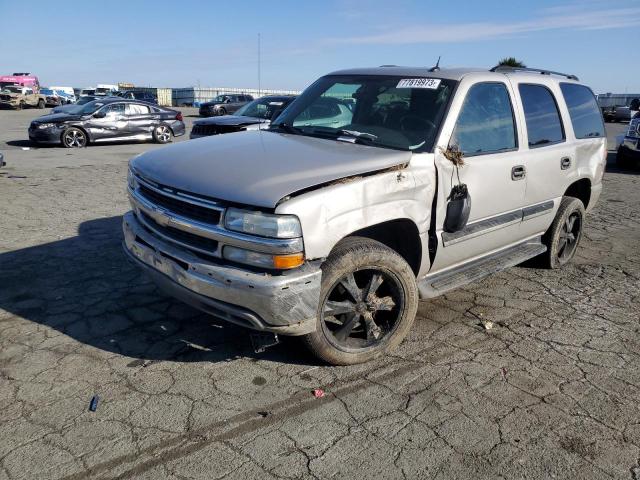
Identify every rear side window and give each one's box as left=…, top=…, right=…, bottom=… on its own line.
left=518, top=84, right=564, bottom=148
left=126, top=104, right=150, bottom=115
left=560, top=83, right=605, bottom=138
left=451, top=82, right=517, bottom=156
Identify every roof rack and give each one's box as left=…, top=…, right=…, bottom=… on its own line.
left=489, top=65, right=579, bottom=81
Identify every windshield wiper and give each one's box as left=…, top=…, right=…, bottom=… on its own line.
left=338, top=129, right=378, bottom=141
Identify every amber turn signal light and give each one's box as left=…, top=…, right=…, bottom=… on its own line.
left=273, top=253, right=304, bottom=269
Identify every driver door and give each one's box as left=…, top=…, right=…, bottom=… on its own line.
left=430, top=80, right=527, bottom=273
left=85, top=103, right=127, bottom=140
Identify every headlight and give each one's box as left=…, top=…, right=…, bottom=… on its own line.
left=224, top=208, right=301, bottom=239
left=223, top=246, right=304, bottom=269
left=127, top=168, right=138, bottom=190
left=37, top=123, right=56, bottom=129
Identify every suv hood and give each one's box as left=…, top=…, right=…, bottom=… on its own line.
left=194, top=115, right=266, bottom=127
left=131, top=130, right=411, bottom=208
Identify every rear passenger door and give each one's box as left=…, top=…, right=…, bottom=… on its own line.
left=512, top=81, right=574, bottom=238
left=125, top=103, right=155, bottom=137
left=431, top=80, right=527, bottom=272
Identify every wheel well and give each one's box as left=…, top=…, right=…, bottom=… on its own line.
left=564, top=178, right=591, bottom=209
left=60, top=126, right=90, bottom=142
left=349, top=219, right=422, bottom=276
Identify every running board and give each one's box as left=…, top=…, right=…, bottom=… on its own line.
left=418, top=240, right=546, bottom=298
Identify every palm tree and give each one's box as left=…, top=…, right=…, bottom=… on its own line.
left=497, top=57, right=526, bottom=68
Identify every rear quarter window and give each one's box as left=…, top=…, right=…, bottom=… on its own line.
left=559, top=83, right=605, bottom=139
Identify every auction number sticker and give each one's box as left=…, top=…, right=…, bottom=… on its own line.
left=396, top=78, right=441, bottom=89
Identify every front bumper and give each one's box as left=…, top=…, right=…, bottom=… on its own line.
left=28, top=127, right=62, bottom=144
left=122, top=211, right=321, bottom=335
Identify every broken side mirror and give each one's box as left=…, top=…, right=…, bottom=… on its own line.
left=441, top=145, right=471, bottom=233
left=444, top=185, right=471, bottom=233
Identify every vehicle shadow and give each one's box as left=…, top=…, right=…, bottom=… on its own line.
left=5, top=139, right=50, bottom=149
left=0, top=215, right=316, bottom=365
left=605, top=150, right=639, bottom=174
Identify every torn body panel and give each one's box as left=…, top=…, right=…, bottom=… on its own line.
left=275, top=153, right=437, bottom=278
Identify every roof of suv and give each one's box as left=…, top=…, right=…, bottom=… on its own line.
left=327, top=66, right=580, bottom=83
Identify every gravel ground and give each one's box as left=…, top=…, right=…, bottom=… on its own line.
left=0, top=108, right=639, bottom=480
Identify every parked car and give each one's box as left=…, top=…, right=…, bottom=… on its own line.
left=28, top=98, right=185, bottom=148
left=39, top=88, right=62, bottom=107
left=198, top=94, right=254, bottom=117
left=0, top=86, right=46, bottom=109
left=55, top=91, right=76, bottom=104
left=617, top=113, right=640, bottom=168
left=603, top=105, right=632, bottom=122
left=80, top=88, right=96, bottom=97
left=95, top=84, right=118, bottom=96
left=123, top=65, right=606, bottom=364
left=119, top=90, right=158, bottom=104
left=51, top=95, right=98, bottom=113
left=190, top=95, right=296, bottom=139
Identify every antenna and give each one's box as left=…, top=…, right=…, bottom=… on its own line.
left=429, top=56, right=441, bottom=72
left=258, top=33, right=261, bottom=97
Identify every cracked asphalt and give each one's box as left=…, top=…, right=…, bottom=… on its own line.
left=1, top=109, right=639, bottom=479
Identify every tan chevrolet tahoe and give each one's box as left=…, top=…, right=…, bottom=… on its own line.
left=0, top=85, right=46, bottom=110
left=123, top=65, right=606, bottom=365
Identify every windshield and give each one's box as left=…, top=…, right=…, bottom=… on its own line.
left=211, top=95, right=230, bottom=103
left=235, top=97, right=289, bottom=119
left=76, top=100, right=105, bottom=115
left=273, top=75, right=455, bottom=151
left=2, top=86, right=21, bottom=93
left=76, top=96, right=96, bottom=105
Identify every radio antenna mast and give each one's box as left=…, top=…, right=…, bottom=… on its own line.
left=429, top=56, right=441, bottom=72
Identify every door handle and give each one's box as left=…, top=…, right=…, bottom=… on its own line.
left=560, top=157, right=571, bottom=170
left=511, top=165, right=526, bottom=181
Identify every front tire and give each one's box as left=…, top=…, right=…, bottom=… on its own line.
left=540, top=197, right=585, bottom=269
left=62, top=127, right=87, bottom=148
left=302, top=237, right=419, bottom=365
left=217, top=107, right=226, bottom=116
left=153, top=125, right=172, bottom=144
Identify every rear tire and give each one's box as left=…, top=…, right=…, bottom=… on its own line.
left=301, top=237, right=418, bottom=365
left=153, top=125, right=172, bottom=144
left=37, top=99, right=45, bottom=109
left=540, top=197, right=585, bottom=269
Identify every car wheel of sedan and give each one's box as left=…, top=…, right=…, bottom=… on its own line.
left=153, top=125, right=172, bottom=144
left=540, top=196, right=585, bottom=269
left=302, top=237, right=418, bottom=365
left=62, top=128, right=87, bottom=148
left=217, top=107, right=226, bottom=116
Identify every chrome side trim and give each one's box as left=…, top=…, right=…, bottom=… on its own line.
left=442, top=200, right=555, bottom=247
left=442, top=209, right=522, bottom=247
left=135, top=173, right=225, bottom=213
left=522, top=200, right=554, bottom=220
left=129, top=187, right=303, bottom=255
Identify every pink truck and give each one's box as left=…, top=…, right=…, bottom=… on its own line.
left=0, top=73, right=40, bottom=92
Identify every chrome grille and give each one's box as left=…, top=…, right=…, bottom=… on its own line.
left=136, top=179, right=222, bottom=225
left=139, top=211, right=219, bottom=254
left=191, top=124, right=243, bottom=136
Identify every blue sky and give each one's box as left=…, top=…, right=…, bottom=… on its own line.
left=1, top=0, right=639, bottom=94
